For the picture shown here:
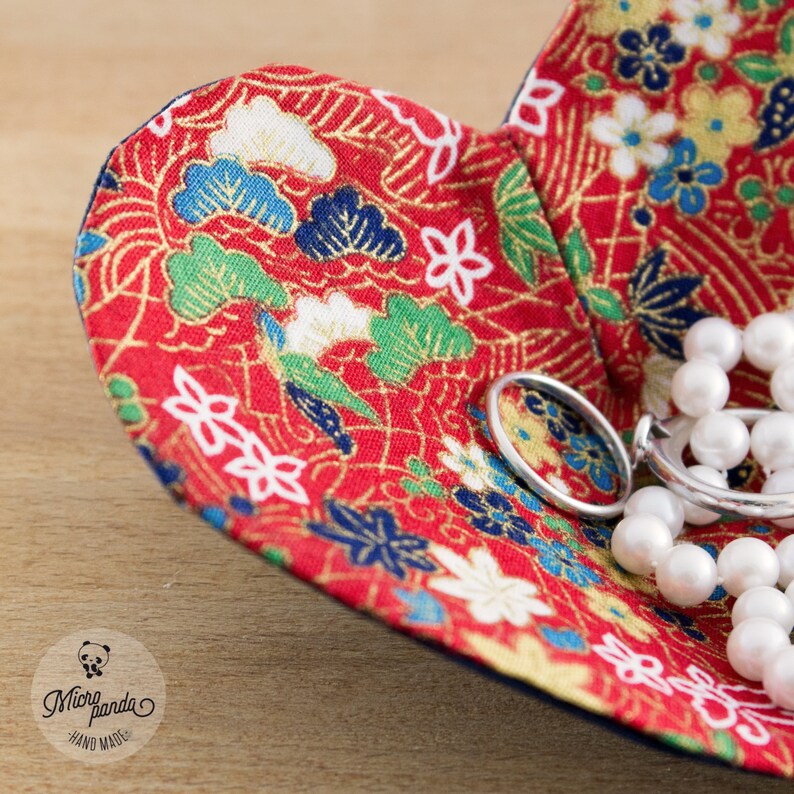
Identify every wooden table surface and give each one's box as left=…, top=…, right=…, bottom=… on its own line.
left=1, top=1, right=791, bottom=791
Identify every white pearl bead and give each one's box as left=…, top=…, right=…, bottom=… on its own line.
left=611, top=513, right=673, bottom=575
left=684, top=317, right=743, bottom=371
left=655, top=544, right=718, bottom=607
left=763, top=645, right=794, bottom=710
left=777, top=535, right=794, bottom=588
left=690, top=412, right=750, bottom=471
left=727, top=617, right=790, bottom=681
left=743, top=313, right=794, bottom=372
left=732, top=586, right=794, bottom=633
left=750, top=412, right=794, bottom=472
left=771, top=358, right=794, bottom=411
left=624, top=486, right=685, bottom=539
left=761, top=468, right=794, bottom=530
left=682, top=465, right=728, bottom=526
left=671, top=359, right=730, bottom=418
left=787, top=579, right=794, bottom=606
left=717, top=537, right=780, bottom=597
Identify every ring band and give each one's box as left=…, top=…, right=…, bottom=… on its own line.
left=486, top=373, right=794, bottom=523
left=485, top=372, right=634, bottom=520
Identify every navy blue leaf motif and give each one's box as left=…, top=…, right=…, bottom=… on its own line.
left=99, top=169, right=122, bottom=191
left=295, top=186, right=406, bottom=262
left=286, top=381, right=354, bottom=454
left=757, top=77, right=794, bottom=151
left=394, top=588, right=445, bottom=625
left=628, top=248, right=707, bottom=359
left=307, top=500, right=435, bottom=580
left=136, top=442, right=186, bottom=505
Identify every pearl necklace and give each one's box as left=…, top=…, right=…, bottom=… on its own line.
left=612, top=312, right=794, bottom=711
left=486, top=311, right=794, bottom=713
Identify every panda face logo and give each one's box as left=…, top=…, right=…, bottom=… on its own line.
left=78, top=641, right=110, bottom=679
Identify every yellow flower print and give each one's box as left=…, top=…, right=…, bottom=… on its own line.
left=587, top=0, right=666, bottom=38
left=681, top=84, right=757, bottom=164
left=586, top=590, right=658, bottom=641
left=464, top=631, right=610, bottom=715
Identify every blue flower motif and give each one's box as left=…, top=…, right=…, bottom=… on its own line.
left=307, top=500, right=435, bottom=581
left=539, top=626, right=587, bottom=653
left=201, top=505, right=228, bottom=531
left=229, top=494, right=257, bottom=516
left=485, top=453, right=541, bottom=512
left=466, top=403, right=492, bottom=441
left=136, top=443, right=186, bottom=501
left=453, top=487, right=536, bottom=545
left=616, top=24, right=686, bottom=92
left=529, top=538, right=601, bottom=588
left=649, top=138, right=723, bottom=216
left=524, top=391, right=584, bottom=441
left=173, top=156, right=296, bottom=231
left=295, top=185, right=406, bottom=262
left=652, top=606, right=706, bottom=641
left=394, top=589, right=446, bottom=625
left=700, top=543, right=728, bottom=601
left=628, top=247, right=707, bottom=359
left=749, top=523, right=772, bottom=535
left=564, top=433, right=619, bottom=492
left=581, top=520, right=613, bottom=549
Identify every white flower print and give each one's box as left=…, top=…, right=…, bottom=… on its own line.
left=439, top=437, right=494, bottom=491
left=508, top=68, right=565, bottom=137
left=669, top=665, right=794, bottom=747
left=284, top=292, right=372, bottom=359
left=592, top=633, right=673, bottom=694
left=147, top=92, right=192, bottom=137
left=422, top=219, right=494, bottom=306
left=163, top=365, right=309, bottom=505
left=224, top=433, right=309, bottom=505
left=591, top=95, right=675, bottom=180
left=163, top=365, right=245, bottom=455
left=593, top=633, right=794, bottom=747
left=672, top=0, right=740, bottom=60
left=429, top=545, right=553, bottom=627
left=371, top=89, right=462, bottom=185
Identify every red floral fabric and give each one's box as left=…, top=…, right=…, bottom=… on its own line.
left=74, top=0, right=794, bottom=776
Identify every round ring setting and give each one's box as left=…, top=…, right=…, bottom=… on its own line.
left=634, top=408, right=794, bottom=520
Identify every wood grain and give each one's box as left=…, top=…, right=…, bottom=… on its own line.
left=0, top=1, right=790, bottom=790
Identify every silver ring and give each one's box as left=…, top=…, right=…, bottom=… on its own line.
left=634, top=409, right=794, bottom=520
left=485, top=372, right=634, bottom=520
